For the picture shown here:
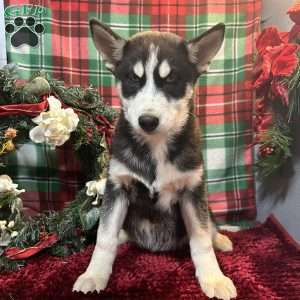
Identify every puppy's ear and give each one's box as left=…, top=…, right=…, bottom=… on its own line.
left=90, top=18, right=126, bottom=71
left=188, top=23, right=225, bottom=73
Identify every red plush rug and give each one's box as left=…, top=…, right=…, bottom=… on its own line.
left=1, top=216, right=299, bottom=300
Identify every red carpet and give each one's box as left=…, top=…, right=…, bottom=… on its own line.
left=1, top=216, right=299, bottom=300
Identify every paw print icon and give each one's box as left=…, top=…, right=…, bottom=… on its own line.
left=5, top=16, right=44, bottom=48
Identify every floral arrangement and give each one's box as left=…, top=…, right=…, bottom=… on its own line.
left=253, top=2, right=300, bottom=177
left=0, top=64, right=116, bottom=271
left=0, top=175, right=23, bottom=247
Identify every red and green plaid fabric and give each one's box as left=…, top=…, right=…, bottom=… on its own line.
left=3, top=141, right=85, bottom=216
left=4, top=0, right=261, bottom=222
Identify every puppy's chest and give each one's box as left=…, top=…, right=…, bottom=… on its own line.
left=110, top=147, right=203, bottom=211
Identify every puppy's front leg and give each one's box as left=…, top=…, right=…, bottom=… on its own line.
left=73, top=179, right=129, bottom=294
left=180, top=187, right=237, bottom=300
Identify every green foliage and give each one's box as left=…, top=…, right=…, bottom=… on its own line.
left=0, top=255, right=25, bottom=272
left=0, top=65, right=117, bottom=120
left=284, top=59, right=300, bottom=122
left=0, top=64, right=41, bottom=104
left=256, top=124, right=292, bottom=178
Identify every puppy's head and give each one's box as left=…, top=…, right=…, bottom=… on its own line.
left=90, top=20, right=224, bottom=138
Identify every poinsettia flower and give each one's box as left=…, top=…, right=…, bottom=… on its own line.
left=287, top=2, right=300, bottom=24
left=253, top=52, right=272, bottom=89
left=287, top=2, right=300, bottom=41
left=256, top=27, right=285, bottom=55
left=254, top=43, right=299, bottom=89
left=289, top=24, right=300, bottom=42
left=271, top=44, right=299, bottom=76
left=279, top=32, right=289, bottom=43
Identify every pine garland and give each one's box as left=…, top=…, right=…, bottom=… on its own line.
left=285, top=59, right=300, bottom=122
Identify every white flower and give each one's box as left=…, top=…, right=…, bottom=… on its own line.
left=0, top=230, right=11, bottom=246
left=7, top=221, right=15, bottom=228
left=86, top=178, right=107, bottom=197
left=29, top=96, right=79, bottom=148
left=11, top=231, right=18, bottom=238
left=0, top=220, right=7, bottom=226
left=0, top=175, right=25, bottom=196
left=11, top=197, right=23, bottom=214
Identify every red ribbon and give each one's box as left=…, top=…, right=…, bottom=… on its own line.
left=0, top=95, right=114, bottom=146
left=4, top=233, right=59, bottom=260
left=94, top=114, right=114, bottom=147
left=0, top=99, right=49, bottom=117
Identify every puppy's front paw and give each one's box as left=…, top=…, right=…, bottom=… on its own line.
left=199, top=274, right=237, bottom=300
left=73, top=271, right=109, bottom=294
left=213, top=233, right=233, bottom=252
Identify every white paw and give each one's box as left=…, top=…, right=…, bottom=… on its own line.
left=199, top=274, right=237, bottom=300
left=118, top=229, right=130, bottom=245
left=213, top=233, right=233, bottom=252
left=72, top=271, right=109, bottom=294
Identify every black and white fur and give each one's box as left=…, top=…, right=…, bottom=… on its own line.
left=73, top=19, right=237, bottom=300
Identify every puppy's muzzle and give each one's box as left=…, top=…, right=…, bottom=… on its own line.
left=138, top=114, right=159, bottom=133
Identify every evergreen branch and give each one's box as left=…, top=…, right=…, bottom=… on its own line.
left=256, top=124, right=292, bottom=178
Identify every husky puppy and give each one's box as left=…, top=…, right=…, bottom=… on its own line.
left=73, top=19, right=237, bottom=300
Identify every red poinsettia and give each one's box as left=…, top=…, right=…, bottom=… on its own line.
left=253, top=24, right=300, bottom=144
left=287, top=2, right=300, bottom=41
left=254, top=43, right=298, bottom=89
left=287, top=2, right=300, bottom=24
left=253, top=27, right=299, bottom=104
left=255, top=27, right=287, bottom=55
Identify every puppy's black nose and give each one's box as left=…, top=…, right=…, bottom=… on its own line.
left=138, top=115, right=159, bottom=133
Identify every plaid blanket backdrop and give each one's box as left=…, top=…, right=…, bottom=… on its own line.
left=3, top=0, right=261, bottom=221
left=3, top=141, right=85, bottom=216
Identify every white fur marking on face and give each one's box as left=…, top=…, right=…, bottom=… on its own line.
left=147, top=44, right=159, bottom=76
left=118, top=44, right=161, bottom=132
left=159, top=60, right=171, bottom=78
left=133, top=61, right=144, bottom=78
left=118, top=43, right=193, bottom=140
